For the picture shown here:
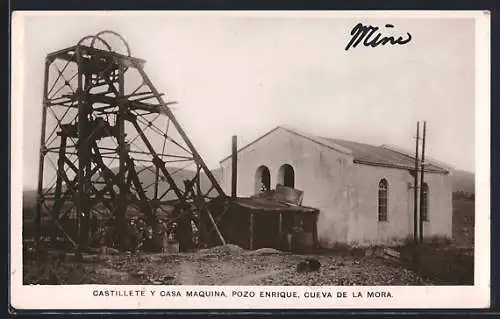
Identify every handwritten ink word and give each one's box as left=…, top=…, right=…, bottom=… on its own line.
left=345, top=23, right=412, bottom=51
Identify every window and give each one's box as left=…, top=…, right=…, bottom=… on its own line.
left=255, top=165, right=271, bottom=193
left=277, top=164, right=295, bottom=188
left=421, top=183, right=429, bottom=222
left=378, top=179, right=388, bottom=222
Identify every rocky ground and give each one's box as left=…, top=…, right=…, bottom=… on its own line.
left=23, top=244, right=431, bottom=286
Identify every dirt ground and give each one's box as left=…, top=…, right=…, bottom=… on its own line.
left=24, top=244, right=430, bottom=286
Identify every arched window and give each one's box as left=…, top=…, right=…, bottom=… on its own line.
left=422, top=183, right=429, bottom=222
left=255, top=165, right=271, bottom=193
left=277, top=164, right=295, bottom=188
left=378, top=179, right=388, bottom=222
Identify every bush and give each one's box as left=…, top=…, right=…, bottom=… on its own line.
left=428, top=235, right=452, bottom=247
left=397, top=240, right=473, bottom=285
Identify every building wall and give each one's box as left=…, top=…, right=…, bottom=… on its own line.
left=349, top=164, right=453, bottom=246
left=219, top=128, right=355, bottom=246
left=420, top=169, right=453, bottom=239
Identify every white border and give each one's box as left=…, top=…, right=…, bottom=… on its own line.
left=10, top=10, right=491, bottom=310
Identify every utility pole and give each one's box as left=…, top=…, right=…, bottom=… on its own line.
left=231, top=135, right=238, bottom=200
left=413, top=122, right=420, bottom=245
left=419, top=121, right=427, bottom=244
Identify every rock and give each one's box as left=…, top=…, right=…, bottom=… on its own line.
left=384, top=248, right=400, bottom=259
left=82, top=254, right=100, bottom=262
left=199, top=244, right=244, bottom=256
left=99, top=246, right=120, bottom=255
left=296, top=258, right=321, bottom=273
left=246, top=248, right=283, bottom=256
left=306, top=258, right=321, bottom=271
left=95, top=267, right=129, bottom=281
left=107, top=247, right=120, bottom=255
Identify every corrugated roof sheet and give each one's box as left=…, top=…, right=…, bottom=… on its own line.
left=320, top=137, right=448, bottom=173
left=234, top=197, right=319, bottom=213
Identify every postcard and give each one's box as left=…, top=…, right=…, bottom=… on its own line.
left=10, top=10, right=490, bottom=310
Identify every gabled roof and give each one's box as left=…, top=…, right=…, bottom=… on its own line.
left=220, top=126, right=450, bottom=174
left=320, top=137, right=448, bottom=173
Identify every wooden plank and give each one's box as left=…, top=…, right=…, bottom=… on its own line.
left=249, top=212, right=254, bottom=250
left=312, top=214, right=318, bottom=251
left=278, top=213, right=283, bottom=249
left=206, top=207, right=226, bottom=246
left=278, top=213, right=283, bottom=236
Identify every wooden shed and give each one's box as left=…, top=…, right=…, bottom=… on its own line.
left=215, top=188, right=320, bottom=253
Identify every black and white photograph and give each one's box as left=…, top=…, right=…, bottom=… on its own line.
left=10, top=11, right=490, bottom=310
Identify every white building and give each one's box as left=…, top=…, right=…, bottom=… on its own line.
left=219, top=126, right=453, bottom=247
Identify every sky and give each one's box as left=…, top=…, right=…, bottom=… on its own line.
left=15, top=12, right=477, bottom=190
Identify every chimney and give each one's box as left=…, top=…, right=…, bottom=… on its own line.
left=231, top=135, right=238, bottom=199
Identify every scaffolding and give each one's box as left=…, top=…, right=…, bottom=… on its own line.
left=35, top=31, right=228, bottom=253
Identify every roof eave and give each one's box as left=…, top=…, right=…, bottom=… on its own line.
left=219, top=125, right=353, bottom=164
left=380, top=144, right=454, bottom=172
left=353, top=159, right=449, bottom=174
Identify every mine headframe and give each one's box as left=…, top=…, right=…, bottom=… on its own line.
left=35, top=31, right=229, bottom=252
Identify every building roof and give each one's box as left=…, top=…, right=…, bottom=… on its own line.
left=233, top=197, right=320, bottom=214
left=320, top=137, right=448, bottom=173
left=220, top=126, right=450, bottom=174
